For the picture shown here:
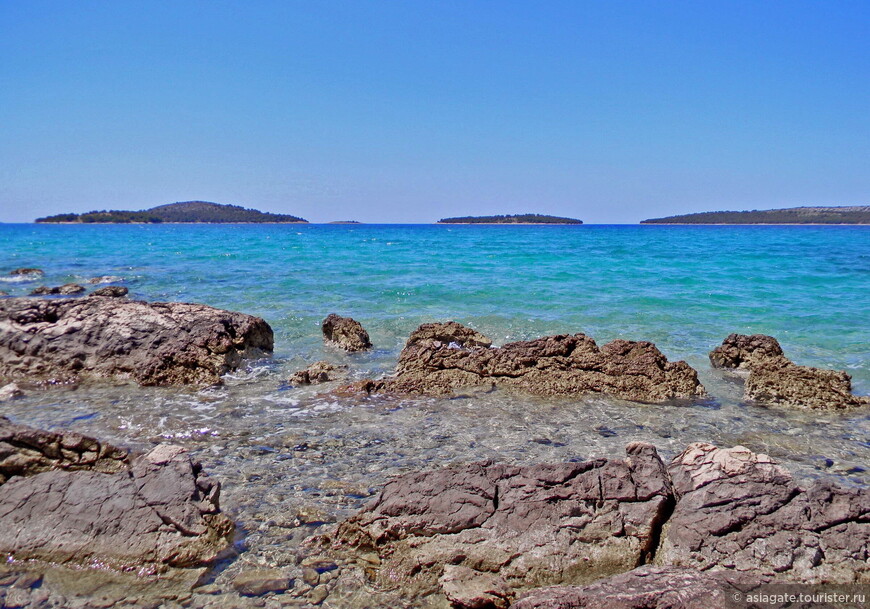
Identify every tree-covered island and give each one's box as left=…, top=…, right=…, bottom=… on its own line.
left=642, top=206, right=870, bottom=224
left=35, top=201, right=308, bottom=223
left=438, top=214, right=583, bottom=224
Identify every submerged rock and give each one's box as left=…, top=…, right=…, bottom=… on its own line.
left=303, top=442, right=674, bottom=605
left=0, top=297, right=273, bottom=386
left=322, top=314, right=372, bottom=352
left=350, top=321, right=705, bottom=403
left=0, top=383, right=23, bottom=403
left=8, top=269, right=43, bottom=277
left=87, top=275, right=124, bottom=284
left=658, top=442, right=870, bottom=583
left=0, top=418, right=233, bottom=571
left=289, top=361, right=347, bottom=385
left=90, top=285, right=129, bottom=298
left=710, top=333, right=869, bottom=409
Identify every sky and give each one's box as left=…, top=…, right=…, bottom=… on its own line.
left=1, top=1, right=868, bottom=224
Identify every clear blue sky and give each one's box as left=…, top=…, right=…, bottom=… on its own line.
left=1, top=1, right=868, bottom=223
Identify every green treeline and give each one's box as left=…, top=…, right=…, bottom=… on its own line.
left=642, top=207, right=870, bottom=225
left=438, top=214, right=583, bottom=224
left=35, top=201, right=307, bottom=224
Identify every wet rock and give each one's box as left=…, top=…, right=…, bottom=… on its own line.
left=657, top=442, right=870, bottom=583
left=9, top=269, right=43, bottom=277
left=0, top=383, right=23, bottom=402
left=351, top=322, right=705, bottom=403
left=87, top=276, right=124, bottom=284
left=321, top=314, right=372, bottom=352
left=511, top=565, right=758, bottom=609
left=0, top=419, right=233, bottom=571
left=0, top=297, right=273, bottom=386
left=710, top=334, right=869, bottom=409
left=0, top=292, right=8, bottom=297
left=232, top=569, right=293, bottom=596
left=28, top=283, right=86, bottom=296
left=303, top=442, right=674, bottom=605
left=288, top=361, right=346, bottom=385
left=91, top=285, right=129, bottom=298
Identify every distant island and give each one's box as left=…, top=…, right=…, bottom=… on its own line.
left=642, top=206, right=870, bottom=225
left=35, top=201, right=308, bottom=224
left=438, top=214, right=583, bottom=225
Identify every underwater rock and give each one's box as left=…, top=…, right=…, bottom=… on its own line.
left=711, top=333, right=869, bottom=409
left=0, top=418, right=233, bottom=570
left=289, top=361, right=346, bottom=385
left=90, top=285, right=129, bottom=298
left=658, top=442, right=870, bottom=583
left=0, top=297, right=273, bottom=386
left=0, top=383, right=23, bottom=403
left=8, top=269, right=43, bottom=277
left=322, top=314, right=372, bottom=352
left=87, top=275, right=124, bottom=284
left=350, top=321, right=705, bottom=403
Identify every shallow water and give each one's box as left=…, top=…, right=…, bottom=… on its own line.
left=1, top=223, right=868, bottom=606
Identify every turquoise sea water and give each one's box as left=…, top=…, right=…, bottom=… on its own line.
left=1, top=223, right=869, bottom=605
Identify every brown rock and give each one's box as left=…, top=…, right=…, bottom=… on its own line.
left=510, top=565, right=757, bottom=609
left=90, top=285, right=129, bottom=298
left=353, top=322, right=705, bottom=403
left=303, top=442, right=674, bottom=604
left=0, top=383, right=23, bottom=402
left=657, top=442, right=870, bottom=583
left=28, top=283, right=86, bottom=296
left=232, top=569, right=293, bottom=596
left=0, top=419, right=232, bottom=571
left=0, top=297, right=273, bottom=386
left=289, top=361, right=346, bottom=385
left=9, top=269, right=43, bottom=277
left=322, top=314, right=372, bottom=352
left=710, top=334, right=869, bottom=409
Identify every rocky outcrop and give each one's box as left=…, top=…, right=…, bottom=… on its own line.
left=30, top=283, right=86, bottom=296
left=0, top=297, right=273, bottom=386
left=322, top=314, right=372, bottom=352
left=351, top=322, right=705, bottom=403
left=289, top=361, right=347, bottom=385
left=303, top=442, right=868, bottom=607
left=0, top=418, right=232, bottom=571
left=91, top=285, right=129, bottom=297
left=657, top=442, right=869, bottom=583
left=710, top=334, right=869, bottom=409
left=8, top=269, right=43, bottom=277
left=304, top=442, right=675, bottom=605
left=511, top=565, right=757, bottom=609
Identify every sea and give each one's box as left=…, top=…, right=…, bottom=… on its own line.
left=1, top=222, right=868, bottom=603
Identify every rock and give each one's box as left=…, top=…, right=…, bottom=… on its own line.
left=709, top=333, right=786, bottom=370
left=87, top=276, right=124, bottom=284
left=322, top=314, right=372, bottom=352
left=303, top=442, right=674, bottom=605
left=289, top=361, right=346, bottom=385
left=9, top=269, right=43, bottom=277
left=28, top=283, right=86, bottom=296
left=657, top=442, right=870, bottom=583
left=0, top=383, right=23, bottom=402
left=0, top=297, right=273, bottom=386
left=511, top=565, right=759, bottom=609
left=351, top=322, right=705, bottom=403
left=91, top=285, right=129, bottom=298
left=710, top=334, right=869, bottom=409
left=0, top=292, right=8, bottom=297
left=0, top=419, right=232, bottom=571
left=232, top=569, right=293, bottom=596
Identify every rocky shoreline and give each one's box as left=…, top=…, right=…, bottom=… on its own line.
left=0, top=299, right=868, bottom=608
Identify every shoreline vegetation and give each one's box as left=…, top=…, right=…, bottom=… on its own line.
left=35, top=201, right=308, bottom=224
left=438, top=213, right=583, bottom=224
left=642, top=205, right=870, bottom=224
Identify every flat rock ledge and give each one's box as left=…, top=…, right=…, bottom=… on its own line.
left=0, top=297, right=273, bottom=386
left=0, top=417, right=233, bottom=572
left=710, top=333, right=870, bottom=409
left=322, top=314, right=372, bottom=352
left=301, top=442, right=868, bottom=608
left=345, top=321, right=705, bottom=403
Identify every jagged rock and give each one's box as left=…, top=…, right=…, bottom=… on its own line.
left=87, top=275, right=124, bottom=284
left=289, top=361, right=346, bottom=385
left=350, top=322, right=705, bottom=403
left=28, top=283, right=86, bottom=296
left=657, top=442, right=870, bottom=583
left=709, top=333, right=786, bottom=370
left=8, top=269, right=43, bottom=277
left=0, top=297, right=273, bottom=386
left=0, top=419, right=232, bottom=570
left=91, top=285, right=129, bottom=298
left=710, top=334, right=869, bottom=409
left=322, top=314, right=372, bottom=352
left=302, top=442, right=674, bottom=606
left=0, top=383, right=23, bottom=403
left=511, top=565, right=759, bottom=609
